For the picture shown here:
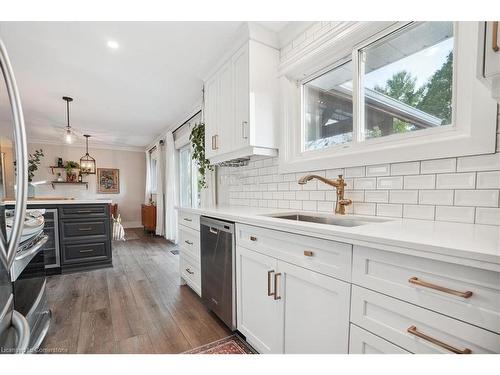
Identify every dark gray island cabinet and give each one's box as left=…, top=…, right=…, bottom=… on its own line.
left=8, top=202, right=113, bottom=273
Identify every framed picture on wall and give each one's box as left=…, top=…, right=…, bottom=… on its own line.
left=97, top=168, right=120, bottom=193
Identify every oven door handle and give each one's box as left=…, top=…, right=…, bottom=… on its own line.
left=0, top=39, right=29, bottom=271
left=15, top=235, right=48, bottom=261
left=11, top=310, right=30, bottom=354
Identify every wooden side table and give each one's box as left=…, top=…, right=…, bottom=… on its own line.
left=141, top=204, right=156, bottom=233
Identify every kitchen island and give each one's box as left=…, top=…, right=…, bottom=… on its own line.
left=6, top=200, right=113, bottom=273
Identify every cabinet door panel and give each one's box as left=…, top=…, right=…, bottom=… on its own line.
left=217, top=60, right=233, bottom=155
left=279, top=260, right=350, bottom=353
left=236, top=246, right=282, bottom=354
left=204, top=74, right=218, bottom=158
left=233, top=44, right=249, bottom=150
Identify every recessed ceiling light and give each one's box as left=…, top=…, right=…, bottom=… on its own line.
left=107, top=40, right=119, bottom=49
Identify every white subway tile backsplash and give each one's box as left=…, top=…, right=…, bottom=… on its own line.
left=420, top=158, right=456, bottom=174
left=317, top=201, right=334, bottom=212
left=377, top=176, right=403, bottom=190
left=454, top=190, right=499, bottom=207
left=289, top=200, right=302, bottom=210
left=419, top=190, right=454, bottom=205
left=404, top=175, right=435, bottom=189
left=366, top=164, right=390, bottom=176
left=278, top=200, right=290, bottom=209
left=295, top=191, right=310, bottom=200
left=475, top=208, right=500, bottom=225
left=345, top=166, right=365, bottom=177
left=302, top=200, right=317, bottom=211
left=377, top=204, right=403, bottom=218
left=403, top=205, right=435, bottom=220
left=354, top=177, right=376, bottom=189
left=436, top=173, right=476, bottom=189
left=326, top=168, right=344, bottom=179
left=435, top=206, right=475, bottom=223
left=353, top=203, right=376, bottom=216
left=391, top=162, right=420, bottom=176
left=389, top=190, right=418, bottom=204
left=365, top=190, right=389, bottom=203
left=477, top=171, right=500, bottom=189
left=457, top=153, right=500, bottom=172
left=267, top=200, right=278, bottom=208
left=309, top=191, right=326, bottom=201
left=345, top=190, right=364, bottom=202
left=283, top=191, right=296, bottom=200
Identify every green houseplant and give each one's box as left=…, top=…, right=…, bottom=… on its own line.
left=26, top=149, right=44, bottom=197
left=64, top=161, right=80, bottom=182
left=189, top=122, right=213, bottom=189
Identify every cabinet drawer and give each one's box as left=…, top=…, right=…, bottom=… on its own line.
left=353, top=246, right=500, bottom=333
left=351, top=285, right=500, bottom=354
left=59, top=204, right=108, bottom=219
left=236, top=224, right=352, bottom=282
left=62, top=220, right=107, bottom=238
left=63, top=241, right=108, bottom=263
left=178, top=211, right=200, bottom=232
left=180, top=254, right=201, bottom=296
left=349, top=324, right=410, bottom=354
left=179, top=226, right=200, bottom=261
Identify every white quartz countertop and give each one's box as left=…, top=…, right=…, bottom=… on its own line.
left=5, top=199, right=112, bottom=205
left=177, top=206, right=500, bottom=269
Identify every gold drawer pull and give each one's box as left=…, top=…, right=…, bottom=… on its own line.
left=409, top=277, right=473, bottom=299
left=267, top=270, right=275, bottom=296
left=304, top=250, right=314, bottom=257
left=407, top=325, right=472, bottom=354
left=79, top=249, right=94, bottom=253
left=79, top=227, right=93, bottom=231
left=273, top=273, right=281, bottom=300
left=250, top=236, right=257, bottom=241
left=184, top=240, right=193, bottom=245
left=77, top=210, right=91, bottom=214
left=183, top=217, right=192, bottom=222
left=493, top=21, right=499, bottom=52
left=185, top=268, right=194, bottom=275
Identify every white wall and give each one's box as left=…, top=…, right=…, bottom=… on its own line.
left=27, top=143, right=146, bottom=227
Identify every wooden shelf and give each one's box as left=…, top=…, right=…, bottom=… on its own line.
left=51, top=181, right=88, bottom=190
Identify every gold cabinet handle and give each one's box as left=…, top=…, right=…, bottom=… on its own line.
left=77, top=210, right=92, bottom=214
left=273, top=273, right=282, bottom=300
left=185, top=268, right=194, bottom=275
left=183, top=217, right=192, bottom=222
left=211, top=135, right=216, bottom=150
left=79, top=249, right=94, bottom=253
left=493, top=21, right=499, bottom=52
left=78, top=227, right=93, bottom=231
left=267, top=270, right=275, bottom=296
left=304, top=250, right=313, bottom=257
left=408, top=277, right=473, bottom=299
left=407, top=325, right=472, bottom=354
left=184, top=240, right=193, bottom=245
left=250, top=236, right=257, bottom=241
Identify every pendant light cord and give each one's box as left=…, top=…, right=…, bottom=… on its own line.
left=66, top=99, right=70, bottom=128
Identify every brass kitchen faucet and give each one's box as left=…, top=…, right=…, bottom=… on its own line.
left=298, top=174, right=352, bottom=215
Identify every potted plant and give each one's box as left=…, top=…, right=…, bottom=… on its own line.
left=64, top=161, right=80, bottom=182
left=27, top=149, right=44, bottom=197
left=189, top=122, right=213, bottom=189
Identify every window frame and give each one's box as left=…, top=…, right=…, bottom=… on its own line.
left=280, top=21, right=497, bottom=174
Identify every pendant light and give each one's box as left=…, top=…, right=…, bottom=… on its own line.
left=80, top=134, right=96, bottom=174
left=62, top=96, right=75, bottom=144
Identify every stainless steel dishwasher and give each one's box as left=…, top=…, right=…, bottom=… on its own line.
left=200, top=216, right=236, bottom=330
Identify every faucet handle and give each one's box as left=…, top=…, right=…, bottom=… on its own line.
left=338, top=174, right=344, bottom=179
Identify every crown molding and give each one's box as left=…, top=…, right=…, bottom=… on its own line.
left=28, top=138, right=144, bottom=153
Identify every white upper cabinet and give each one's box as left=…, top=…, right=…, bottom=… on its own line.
left=480, top=21, right=500, bottom=99
left=204, top=39, right=279, bottom=164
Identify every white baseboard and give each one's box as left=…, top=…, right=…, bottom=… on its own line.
left=122, top=221, right=142, bottom=228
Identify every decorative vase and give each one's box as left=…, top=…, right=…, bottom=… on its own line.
left=28, top=183, right=35, bottom=198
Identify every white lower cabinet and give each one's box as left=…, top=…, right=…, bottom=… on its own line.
left=236, top=246, right=283, bottom=354
left=349, top=324, right=410, bottom=354
left=280, top=261, right=350, bottom=353
left=236, top=244, right=351, bottom=354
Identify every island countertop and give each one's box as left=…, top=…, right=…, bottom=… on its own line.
left=4, top=199, right=113, bottom=205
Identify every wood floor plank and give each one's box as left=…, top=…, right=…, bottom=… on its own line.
left=42, top=228, right=230, bottom=354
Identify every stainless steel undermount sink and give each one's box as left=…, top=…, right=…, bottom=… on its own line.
left=266, top=213, right=390, bottom=227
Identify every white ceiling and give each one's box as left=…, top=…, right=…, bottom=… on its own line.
left=0, top=21, right=291, bottom=151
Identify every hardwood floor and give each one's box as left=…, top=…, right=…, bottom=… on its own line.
left=41, top=228, right=230, bottom=354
